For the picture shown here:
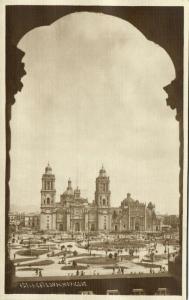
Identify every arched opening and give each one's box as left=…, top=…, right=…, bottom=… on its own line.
left=59, top=224, right=63, bottom=231
left=115, top=225, right=118, bottom=232
left=14, top=13, right=178, bottom=242
left=75, top=222, right=80, bottom=232
left=135, top=222, right=139, bottom=231
left=91, top=224, right=95, bottom=231
left=46, top=197, right=50, bottom=205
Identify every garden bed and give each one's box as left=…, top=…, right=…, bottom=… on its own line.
left=88, top=240, right=147, bottom=250
left=74, top=253, right=90, bottom=258
left=61, top=265, right=88, bottom=270
left=135, top=262, right=162, bottom=268
left=74, top=257, right=119, bottom=265
left=51, top=250, right=73, bottom=257
left=17, top=267, right=43, bottom=271
left=38, top=245, right=58, bottom=250
left=19, top=259, right=54, bottom=266
left=12, top=257, right=37, bottom=263
left=103, top=266, right=128, bottom=269
left=15, top=249, right=49, bottom=256
left=120, top=255, right=139, bottom=260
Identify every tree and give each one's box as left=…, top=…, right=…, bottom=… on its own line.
left=150, top=252, right=155, bottom=262
left=72, top=260, right=77, bottom=268
left=129, top=248, right=134, bottom=256
left=163, top=215, right=179, bottom=229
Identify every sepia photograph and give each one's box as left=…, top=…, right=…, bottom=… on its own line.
left=1, top=0, right=188, bottom=297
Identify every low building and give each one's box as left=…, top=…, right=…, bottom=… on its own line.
left=8, top=212, right=25, bottom=227
left=24, top=213, right=40, bottom=229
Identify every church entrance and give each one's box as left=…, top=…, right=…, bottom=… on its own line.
left=59, top=224, right=63, bottom=231
left=75, top=222, right=80, bottom=232
left=135, top=222, right=139, bottom=231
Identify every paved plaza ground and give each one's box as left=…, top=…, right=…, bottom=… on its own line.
left=9, top=231, right=179, bottom=278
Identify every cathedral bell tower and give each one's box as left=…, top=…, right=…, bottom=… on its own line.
left=95, top=166, right=111, bottom=208
left=40, top=163, right=56, bottom=230
left=41, top=163, right=56, bottom=207
left=95, top=166, right=111, bottom=232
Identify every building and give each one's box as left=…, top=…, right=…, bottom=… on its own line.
left=24, top=213, right=40, bottom=229
left=40, top=163, right=159, bottom=232
left=8, top=212, right=25, bottom=229
left=8, top=211, right=40, bottom=230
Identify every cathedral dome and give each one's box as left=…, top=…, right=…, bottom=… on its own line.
left=63, top=178, right=74, bottom=196
left=63, top=189, right=74, bottom=196
left=121, top=193, right=134, bottom=207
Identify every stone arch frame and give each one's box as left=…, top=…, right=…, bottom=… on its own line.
left=5, top=5, right=184, bottom=292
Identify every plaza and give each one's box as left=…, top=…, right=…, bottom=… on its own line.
left=9, top=230, right=179, bottom=280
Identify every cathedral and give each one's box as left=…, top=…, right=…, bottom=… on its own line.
left=40, top=164, right=160, bottom=232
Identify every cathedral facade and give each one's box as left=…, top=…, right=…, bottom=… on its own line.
left=40, top=164, right=160, bottom=232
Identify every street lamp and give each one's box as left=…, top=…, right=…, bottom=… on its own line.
left=88, top=219, right=90, bottom=250
left=167, top=239, right=170, bottom=263
left=164, top=239, right=167, bottom=254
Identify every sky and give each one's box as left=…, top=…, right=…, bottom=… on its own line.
left=10, top=12, right=179, bottom=214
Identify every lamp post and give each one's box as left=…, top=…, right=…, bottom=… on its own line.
left=167, top=239, right=170, bottom=263
left=87, top=210, right=90, bottom=250
left=164, top=239, right=167, bottom=254
left=29, top=237, right=32, bottom=256
left=71, top=216, right=74, bottom=240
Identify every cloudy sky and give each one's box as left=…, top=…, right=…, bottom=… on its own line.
left=10, top=12, right=179, bottom=214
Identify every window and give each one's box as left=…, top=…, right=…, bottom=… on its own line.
left=104, top=216, right=107, bottom=230
left=47, top=197, right=50, bottom=205
left=103, top=199, right=106, bottom=206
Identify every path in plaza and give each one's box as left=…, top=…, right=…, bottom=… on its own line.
left=10, top=240, right=177, bottom=278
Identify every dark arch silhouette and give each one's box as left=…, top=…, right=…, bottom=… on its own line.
left=5, top=6, right=183, bottom=293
